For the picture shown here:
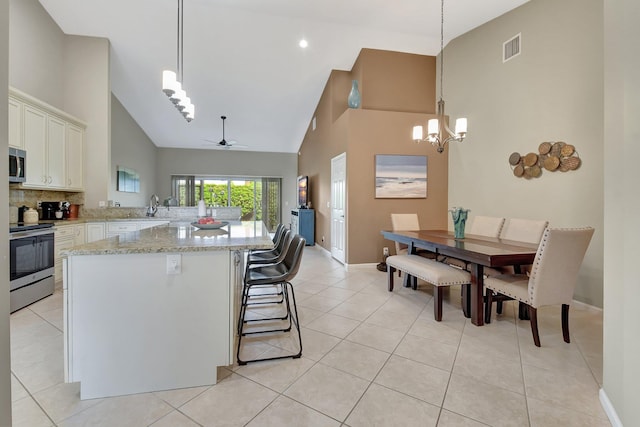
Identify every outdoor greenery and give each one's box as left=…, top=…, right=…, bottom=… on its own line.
left=196, top=183, right=262, bottom=220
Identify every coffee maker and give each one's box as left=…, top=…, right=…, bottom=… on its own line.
left=40, top=201, right=62, bottom=220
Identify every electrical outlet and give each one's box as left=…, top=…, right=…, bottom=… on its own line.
left=166, top=254, right=182, bottom=275
left=383, top=247, right=389, bottom=256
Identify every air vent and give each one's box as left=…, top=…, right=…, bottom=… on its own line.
left=503, top=33, right=521, bottom=63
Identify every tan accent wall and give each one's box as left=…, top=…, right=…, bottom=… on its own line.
left=298, top=49, right=447, bottom=264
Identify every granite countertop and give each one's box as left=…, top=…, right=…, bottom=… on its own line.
left=43, top=217, right=175, bottom=226
left=61, top=221, right=273, bottom=256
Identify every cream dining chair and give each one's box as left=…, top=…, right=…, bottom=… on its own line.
left=489, top=218, right=550, bottom=318
left=484, top=227, right=594, bottom=347
left=390, top=213, right=423, bottom=283
left=390, top=213, right=420, bottom=256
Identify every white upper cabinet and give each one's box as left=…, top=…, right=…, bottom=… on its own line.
left=66, top=124, right=84, bottom=191
left=8, top=97, right=23, bottom=149
left=10, top=87, right=86, bottom=191
left=23, top=104, right=48, bottom=187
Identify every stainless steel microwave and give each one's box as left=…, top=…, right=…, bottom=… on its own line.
left=9, top=147, right=26, bottom=183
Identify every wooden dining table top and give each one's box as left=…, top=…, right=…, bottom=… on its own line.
left=381, top=229, right=539, bottom=267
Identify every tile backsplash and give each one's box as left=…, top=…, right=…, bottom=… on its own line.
left=9, top=186, right=243, bottom=221
left=9, top=186, right=84, bottom=210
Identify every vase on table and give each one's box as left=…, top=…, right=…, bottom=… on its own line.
left=348, top=80, right=361, bottom=109
left=450, top=207, right=470, bottom=239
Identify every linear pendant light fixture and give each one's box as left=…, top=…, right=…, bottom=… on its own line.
left=162, top=0, right=195, bottom=122
left=413, top=0, right=467, bottom=153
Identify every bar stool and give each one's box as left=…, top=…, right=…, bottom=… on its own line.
left=237, top=234, right=306, bottom=365
left=237, top=229, right=292, bottom=334
left=249, top=223, right=285, bottom=255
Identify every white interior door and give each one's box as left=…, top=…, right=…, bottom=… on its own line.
left=331, top=153, right=346, bottom=263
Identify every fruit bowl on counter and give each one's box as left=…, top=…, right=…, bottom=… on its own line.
left=191, top=217, right=229, bottom=230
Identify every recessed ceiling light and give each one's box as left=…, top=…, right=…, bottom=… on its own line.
left=299, top=39, right=308, bottom=49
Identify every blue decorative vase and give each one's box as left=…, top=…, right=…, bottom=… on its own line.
left=348, top=80, right=361, bottom=109
left=450, top=207, right=470, bottom=239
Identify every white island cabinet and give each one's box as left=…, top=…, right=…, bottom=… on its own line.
left=62, top=221, right=272, bottom=399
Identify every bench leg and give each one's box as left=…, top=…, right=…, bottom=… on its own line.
left=387, top=266, right=396, bottom=292
left=402, top=273, right=412, bottom=288
left=433, top=286, right=443, bottom=321
left=411, top=275, right=418, bottom=290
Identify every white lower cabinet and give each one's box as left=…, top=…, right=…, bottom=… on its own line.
left=55, top=224, right=86, bottom=283
left=86, top=220, right=170, bottom=241
left=86, top=223, right=106, bottom=243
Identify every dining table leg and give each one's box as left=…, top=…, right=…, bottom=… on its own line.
left=469, top=264, right=485, bottom=326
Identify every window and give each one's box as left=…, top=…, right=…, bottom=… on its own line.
left=171, top=175, right=281, bottom=231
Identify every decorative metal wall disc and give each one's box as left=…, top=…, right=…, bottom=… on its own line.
left=508, top=140, right=581, bottom=179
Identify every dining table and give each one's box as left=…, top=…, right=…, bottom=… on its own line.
left=381, top=229, right=539, bottom=326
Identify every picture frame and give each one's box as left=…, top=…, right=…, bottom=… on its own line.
left=117, top=166, right=140, bottom=193
left=375, top=154, right=427, bottom=198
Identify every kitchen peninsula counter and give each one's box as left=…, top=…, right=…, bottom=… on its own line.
left=60, top=220, right=273, bottom=255
left=63, top=221, right=272, bottom=399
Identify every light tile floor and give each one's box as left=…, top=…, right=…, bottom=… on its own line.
left=10, top=246, right=610, bottom=426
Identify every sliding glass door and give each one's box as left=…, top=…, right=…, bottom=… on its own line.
left=172, top=175, right=281, bottom=231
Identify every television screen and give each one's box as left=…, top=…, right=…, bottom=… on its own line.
left=297, top=176, right=308, bottom=208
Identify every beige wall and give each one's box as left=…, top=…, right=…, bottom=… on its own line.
left=298, top=49, right=446, bottom=263
left=603, top=0, right=640, bottom=425
left=111, top=94, right=158, bottom=207
left=443, top=0, right=604, bottom=307
left=155, top=148, right=298, bottom=226
left=1, top=0, right=11, bottom=423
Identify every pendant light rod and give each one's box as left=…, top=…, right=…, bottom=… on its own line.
left=180, top=0, right=184, bottom=83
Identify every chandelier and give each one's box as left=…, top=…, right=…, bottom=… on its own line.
left=162, top=0, right=195, bottom=122
left=413, top=0, right=467, bottom=153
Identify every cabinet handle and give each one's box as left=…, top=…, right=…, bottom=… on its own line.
left=48, top=176, right=52, bottom=184
left=42, top=175, right=47, bottom=184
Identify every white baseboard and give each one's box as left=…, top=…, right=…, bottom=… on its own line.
left=572, top=298, right=603, bottom=312
left=345, top=262, right=379, bottom=272
left=599, top=388, right=623, bottom=427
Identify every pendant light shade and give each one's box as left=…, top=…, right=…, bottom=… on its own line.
left=161, top=0, right=194, bottom=122
left=162, top=70, right=177, bottom=96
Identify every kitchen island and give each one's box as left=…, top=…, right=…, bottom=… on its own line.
left=61, top=221, right=272, bottom=399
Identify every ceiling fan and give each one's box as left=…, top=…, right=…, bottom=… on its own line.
left=204, top=116, right=247, bottom=149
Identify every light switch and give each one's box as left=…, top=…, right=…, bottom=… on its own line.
left=166, top=254, right=181, bottom=275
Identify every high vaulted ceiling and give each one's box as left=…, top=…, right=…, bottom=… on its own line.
left=39, top=0, right=529, bottom=153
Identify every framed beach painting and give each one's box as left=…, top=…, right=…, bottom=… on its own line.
left=375, top=155, right=427, bottom=198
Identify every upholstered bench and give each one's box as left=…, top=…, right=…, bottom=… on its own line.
left=386, top=254, right=471, bottom=321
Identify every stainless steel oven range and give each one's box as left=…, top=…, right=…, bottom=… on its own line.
left=9, top=223, right=55, bottom=313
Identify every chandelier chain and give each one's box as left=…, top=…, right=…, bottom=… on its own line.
left=439, top=0, right=445, bottom=102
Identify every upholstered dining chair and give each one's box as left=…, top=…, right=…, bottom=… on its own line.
left=390, top=213, right=435, bottom=283
left=390, top=213, right=421, bottom=256
left=488, top=218, right=549, bottom=317
left=468, top=215, right=505, bottom=238
left=484, top=227, right=594, bottom=347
